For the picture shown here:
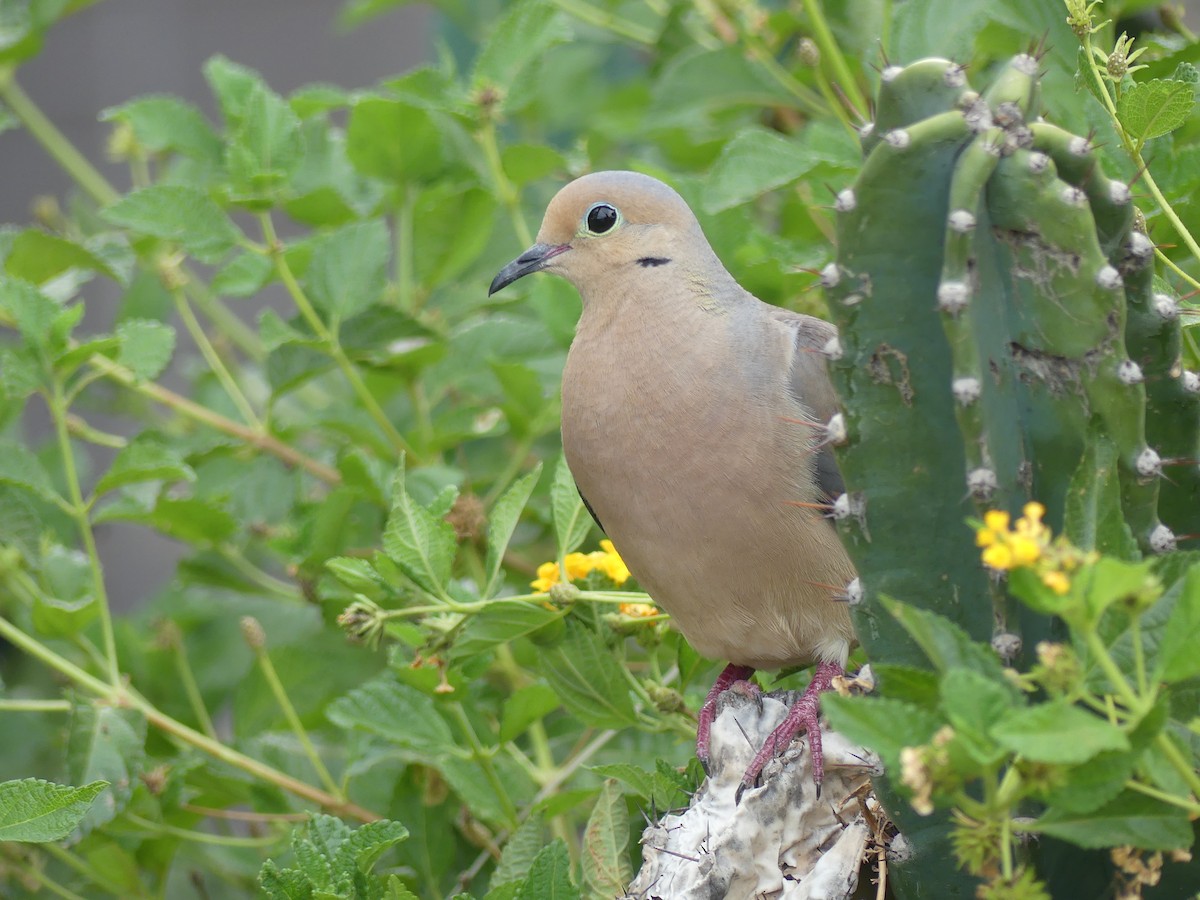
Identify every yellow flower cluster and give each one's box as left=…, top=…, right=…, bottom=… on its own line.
left=975, top=502, right=1088, bottom=595
left=531, top=539, right=631, bottom=592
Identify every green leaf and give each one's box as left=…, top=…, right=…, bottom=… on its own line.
left=346, top=97, right=443, bottom=183
left=581, top=780, right=631, bottom=898
left=939, top=668, right=1016, bottom=762
left=537, top=619, right=638, bottom=729
left=66, top=702, right=146, bottom=835
left=381, top=460, right=458, bottom=596
left=513, top=840, right=579, bottom=900
left=95, top=435, right=195, bottom=495
left=1065, top=432, right=1140, bottom=558
left=588, top=761, right=689, bottom=811
left=993, top=700, right=1128, bottom=764
left=453, top=601, right=566, bottom=659
left=5, top=230, right=118, bottom=283
left=484, top=465, right=541, bottom=596
left=1036, top=789, right=1193, bottom=850
left=0, top=437, right=56, bottom=501
left=115, top=319, right=175, bottom=381
left=212, top=252, right=274, bottom=297
left=881, top=597, right=1010, bottom=682
left=499, top=683, right=560, bottom=743
left=1117, top=78, right=1195, bottom=142
left=704, top=126, right=851, bottom=214
left=650, top=45, right=793, bottom=124
left=551, top=455, right=592, bottom=557
left=0, top=278, right=59, bottom=348
left=1158, top=565, right=1200, bottom=682
left=473, top=0, right=571, bottom=92
left=490, top=814, right=545, bottom=890
left=226, top=81, right=303, bottom=203
left=203, top=55, right=262, bottom=127
left=0, top=778, right=108, bottom=842
left=326, top=676, right=453, bottom=752
left=304, top=219, right=390, bottom=320
left=32, top=544, right=97, bottom=637
left=100, top=95, right=221, bottom=160
left=102, top=185, right=241, bottom=262
left=822, top=694, right=943, bottom=771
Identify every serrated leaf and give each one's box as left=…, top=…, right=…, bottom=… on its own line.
left=551, top=455, right=591, bottom=557
left=227, top=81, right=303, bottom=203
left=0, top=437, right=55, bottom=500
left=581, top=780, right=631, bottom=898
left=212, top=252, right=274, bottom=297
left=100, top=94, right=221, bottom=160
left=484, top=465, right=541, bottom=596
left=881, top=596, right=1011, bottom=683
left=822, top=693, right=943, bottom=771
left=304, top=219, right=390, bottom=320
left=326, top=676, right=453, bottom=752
left=1158, top=565, right=1200, bottom=682
left=994, top=700, right=1128, bottom=763
left=1117, top=78, right=1195, bottom=142
left=490, top=814, right=545, bottom=891
left=33, top=544, right=97, bottom=637
left=102, top=186, right=241, bottom=262
left=203, top=55, right=263, bottom=127
left=66, top=702, right=146, bottom=835
left=704, top=126, right=851, bottom=214
left=473, top=0, right=570, bottom=93
left=1036, top=790, right=1193, bottom=850
left=345, top=97, right=443, bottom=183
left=5, top=230, right=118, bottom=284
left=381, top=460, right=458, bottom=597
left=499, top=683, right=559, bottom=744
left=1065, top=432, right=1140, bottom=558
left=95, top=436, right=194, bottom=495
left=0, top=778, right=108, bottom=842
left=939, top=668, right=1015, bottom=763
left=0, top=277, right=59, bottom=347
left=537, top=619, right=637, bottom=729
left=513, top=840, right=578, bottom=900
left=453, top=601, right=566, bottom=659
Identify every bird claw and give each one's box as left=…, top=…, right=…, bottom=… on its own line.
left=738, top=661, right=843, bottom=793
left=696, top=663, right=756, bottom=771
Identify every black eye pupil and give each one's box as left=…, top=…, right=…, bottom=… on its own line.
left=587, top=204, right=617, bottom=234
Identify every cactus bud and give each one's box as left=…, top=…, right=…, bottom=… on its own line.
left=825, top=412, right=847, bottom=445
left=1135, top=447, right=1161, bottom=477
left=948, top=209, right=976, bottom=233
left=820, top=262, right=840, bottom=288
left=1108, top=180, right=1132, bottom=204
left=991, top=632, right=1022, bottom=662
left=834, top=188, right=857, bottom=212
left=1151, top=293, right=1179, bottom=320
left=884, top=129, right=912, bottom=149
left=938, top=281, right=970, bottom=314
left=1116, top=360, right=1144, bottom=385
left=953, top=377, right=982, bottom=405
left=1096, top=265, right=1122, bottom=290
left=967, top=467, right=998, bottom=500
left=1149, top=524, right=1177, bottom=553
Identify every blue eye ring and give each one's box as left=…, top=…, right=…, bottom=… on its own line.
left=584, top=202, right=620, bottom=235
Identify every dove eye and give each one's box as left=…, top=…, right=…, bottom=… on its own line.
left=584, top=202, right=619, bottom=235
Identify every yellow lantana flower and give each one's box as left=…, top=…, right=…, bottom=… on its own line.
left=530, top=539, right=633, bottom=592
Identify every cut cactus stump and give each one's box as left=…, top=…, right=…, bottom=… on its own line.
left=625, top=681, right=891, bottom=900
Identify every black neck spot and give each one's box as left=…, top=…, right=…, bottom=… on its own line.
left=636, top=256, right=671, bottom=268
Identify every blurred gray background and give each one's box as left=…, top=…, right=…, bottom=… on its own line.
left=1, top=1, right=431, bottom=608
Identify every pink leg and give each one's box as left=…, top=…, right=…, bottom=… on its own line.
left=741, top=660, right=843, bottom=795
left=696, top=663, right=755, bottom=773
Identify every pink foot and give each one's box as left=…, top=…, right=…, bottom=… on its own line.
left=740, top=660, right=843, bottom=797
left=696, top=664, right=755, bottom=773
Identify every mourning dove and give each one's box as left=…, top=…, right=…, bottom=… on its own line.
left=490, top=170, right=856, bottom=789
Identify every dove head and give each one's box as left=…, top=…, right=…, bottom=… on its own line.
left=488, top=170, right=721, bottom=301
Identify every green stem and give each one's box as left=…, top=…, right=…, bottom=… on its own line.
left=168, top=631, right=219, bottom=740
left=1155, top=248, right=1200, bottom=292
left=0, top=698, right=71, bottom=712
left=218, top=545, right=300, bottom=600
left=1131, top=618, right=1147, bottom=697
left=1125, top=778, right=1200, bottom=815
left=251, top=640, right=344, bottom=801
left=1085, top=629, right=1146, bottom=713
left=0, top=614, right=381, bottom=822
left=547, top=0, right=656, bottom=43
left=86, top=353, right=342, bottom=485
left=1153, top=731, right=1200, bottom=800
left=260, top=212, right=418, bottom=461
left=800, top=0, right=868, bottom=117
left=477, top=119, right=533, bottom=248
left=0, top=71, right=119, bottom=207
left=124, top=812, right=284, bottom=847
left=397, top=185, right=417, bottom=312
left=9, top=859, right=89, bottom=900
left=170, top=286, right=260, bottom=427
left=449, top=703, right=520, bottom=828
left=48, top=380, right=120, bottom=687
left=182, top=274, right=265, bottom=363
left=40, top=843, right=140, bottom=898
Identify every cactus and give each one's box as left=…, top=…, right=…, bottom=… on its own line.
left=824, top=54, right=1200, bottom=896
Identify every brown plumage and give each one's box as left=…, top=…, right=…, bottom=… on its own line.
left=491, top=170, right=857, bottom=786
